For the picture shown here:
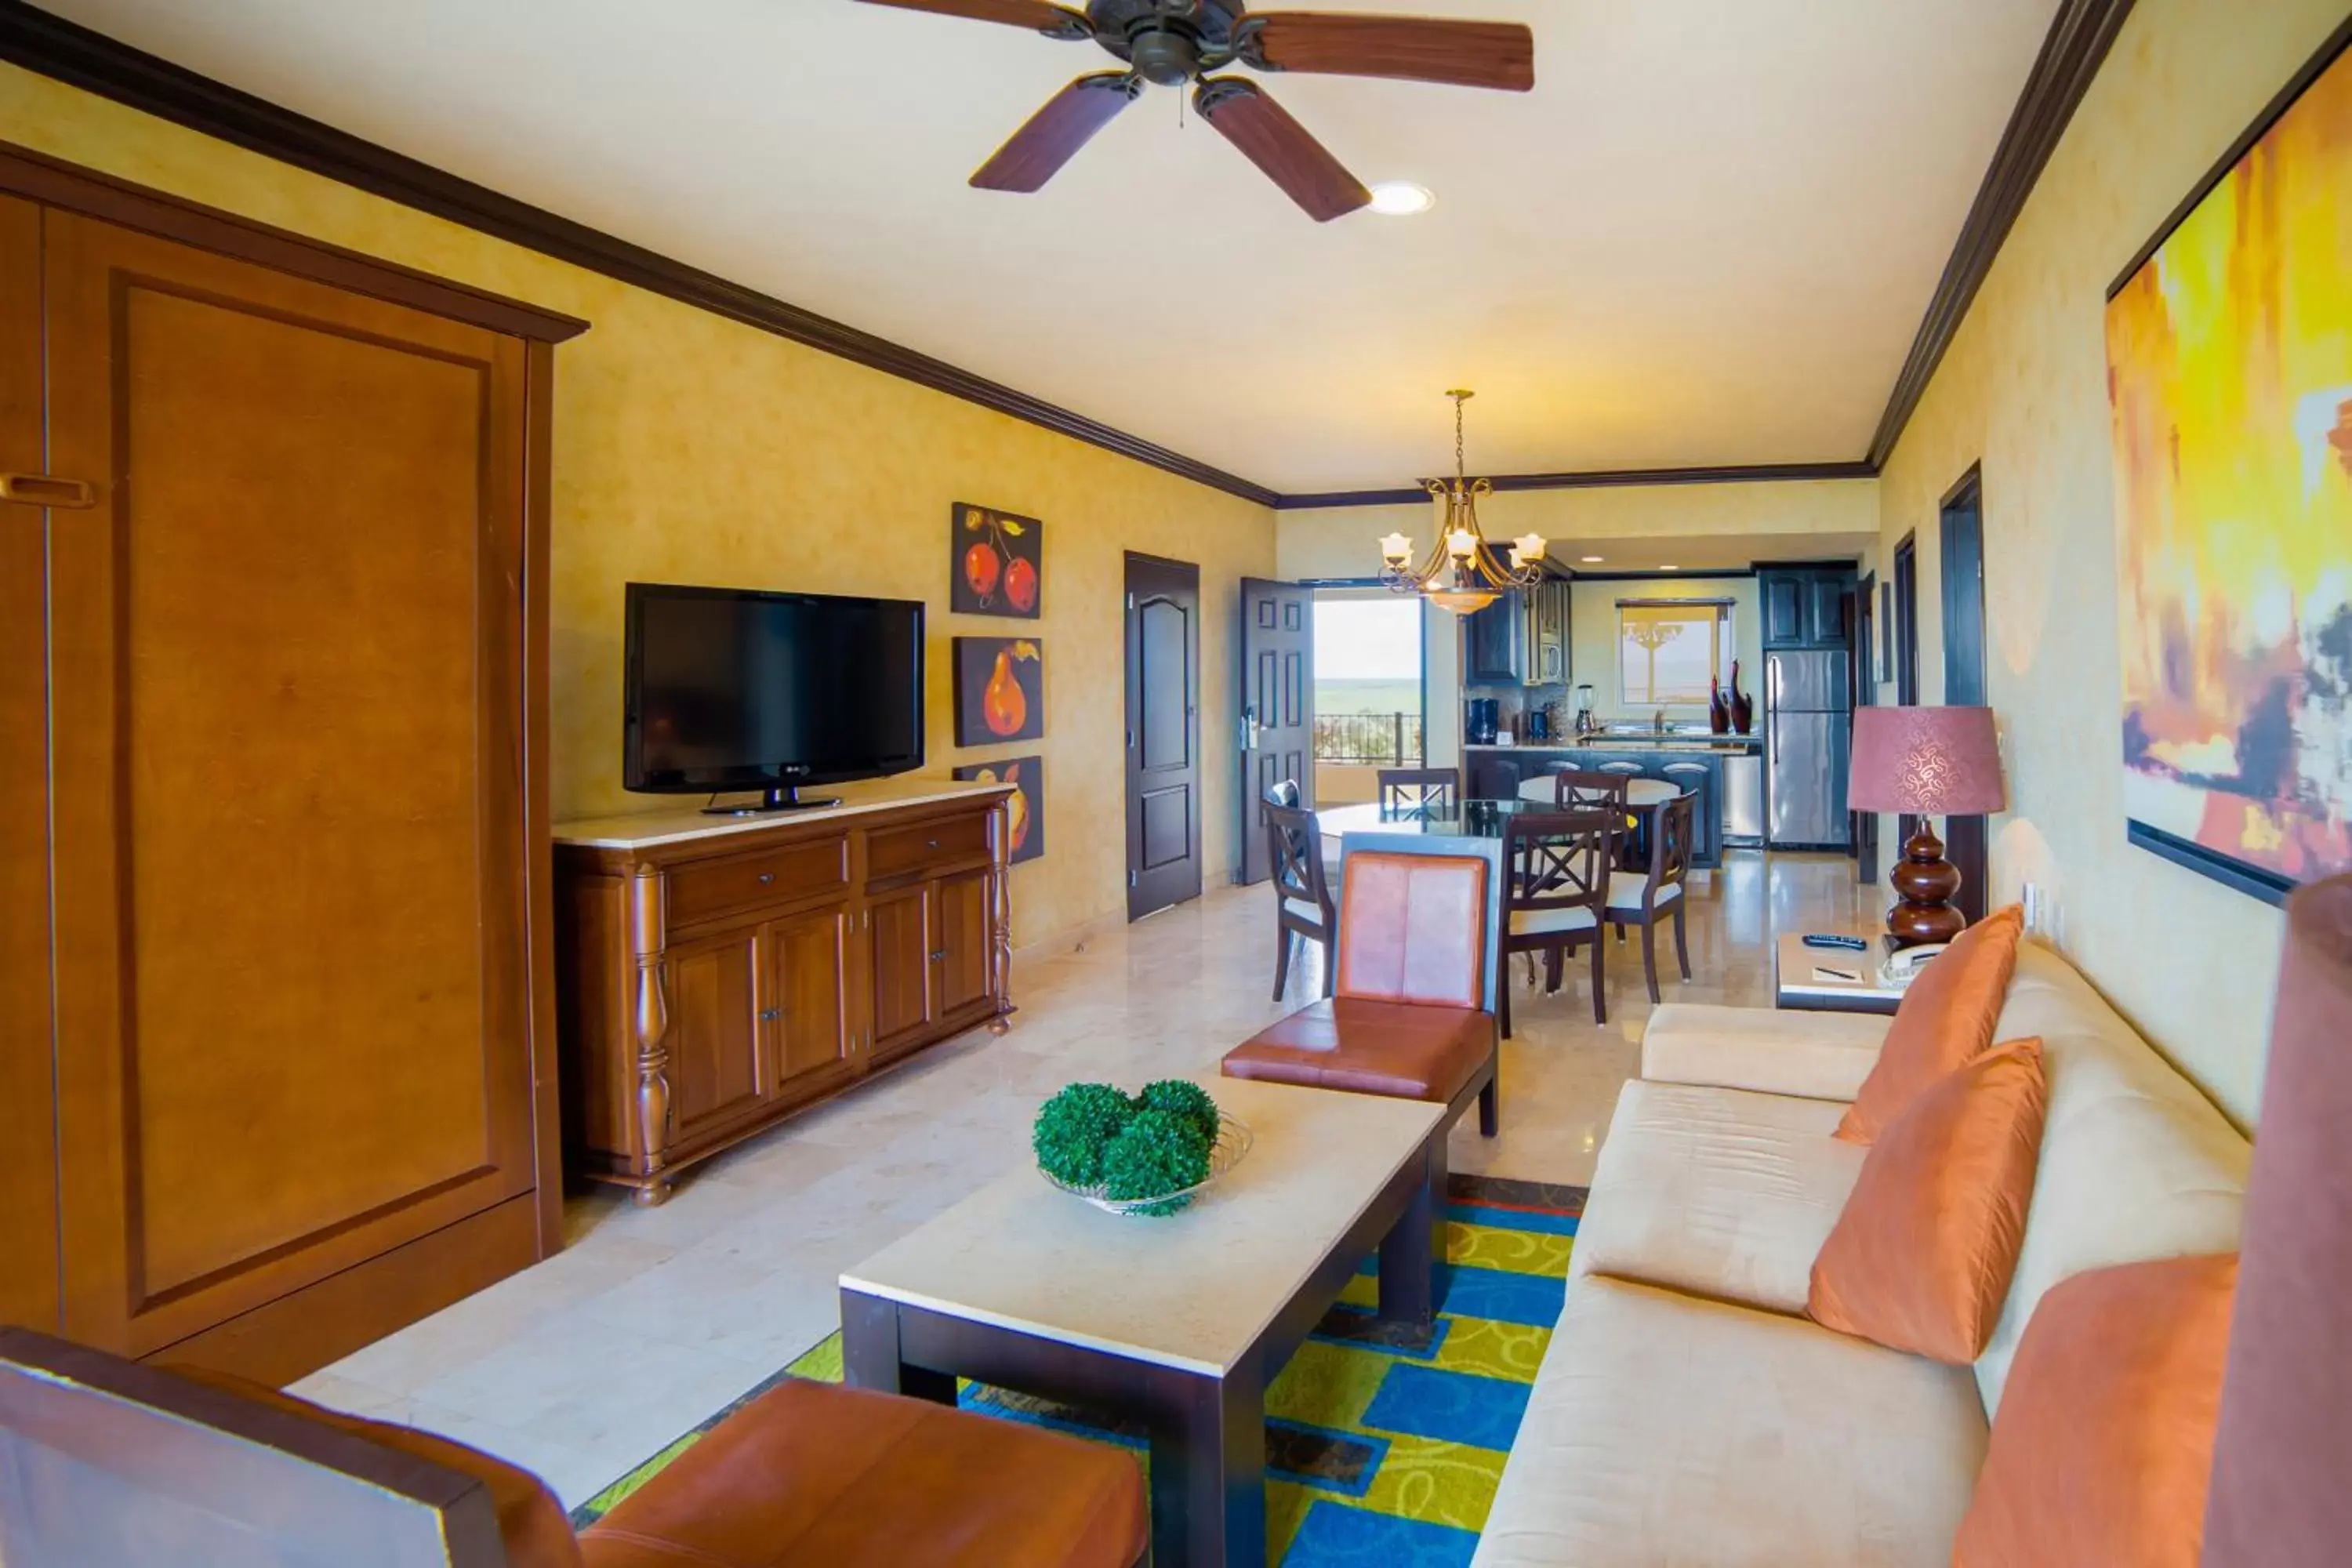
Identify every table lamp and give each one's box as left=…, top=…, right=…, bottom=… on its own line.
left=1849, top=706, right=2005, bottom=947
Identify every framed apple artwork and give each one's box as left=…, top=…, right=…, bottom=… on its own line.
left=954, top=757, right=1044, bottom=864
left=949, top=503, right=1042, bottom=619
left=953, top=637, right=1044, bottom=745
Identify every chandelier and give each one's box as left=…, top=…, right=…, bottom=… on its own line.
left=1377, top=390, right=1546, bottom=614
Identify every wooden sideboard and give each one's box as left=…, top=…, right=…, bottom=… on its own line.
left=554, top=782, right=1015, bottom=1204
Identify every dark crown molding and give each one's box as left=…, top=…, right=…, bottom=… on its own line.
left=4, top=0, right=2143, bottom=506
left=1864, top=0, right=2136, bottom=468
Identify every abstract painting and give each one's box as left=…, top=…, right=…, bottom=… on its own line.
left=949, top=503, right=1042, bottom=619
left=953, top=637, right=1044, bottom=746
left=954, top=757, right=1044, bottom=864
left=2107, top=32, right=2352, bottom=902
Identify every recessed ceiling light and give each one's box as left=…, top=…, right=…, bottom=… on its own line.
left=1658, top=564, right=1680, bottom=571
left=1367, top=181, right=1436, bottom=216
left=1580, top=554, right=1604, bottom=563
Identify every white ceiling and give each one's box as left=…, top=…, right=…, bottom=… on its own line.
left=45, top=0, right=2061, bottom=492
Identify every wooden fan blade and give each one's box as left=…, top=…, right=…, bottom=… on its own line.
left=972, top=73, right=1142, bottom=193
left=1240, top=13, right=1535, bottom=92
left=853, top=0, right=1090, bottom=40
left=1193, top=80, right=1370, bottom=223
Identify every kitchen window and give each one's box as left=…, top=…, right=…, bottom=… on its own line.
left=1618, top=599, right=1734, bottom=707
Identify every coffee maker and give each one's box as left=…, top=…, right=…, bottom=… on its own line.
left=1466, top=697, right=1501, bottom=746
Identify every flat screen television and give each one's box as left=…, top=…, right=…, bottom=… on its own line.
left=623, top=582, right=924, bottom=812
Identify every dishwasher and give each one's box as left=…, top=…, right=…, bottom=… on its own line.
left=1722, top=751, right=1764, bottom=846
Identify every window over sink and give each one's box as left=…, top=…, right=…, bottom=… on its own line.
left=1617, top=599, right=1734, bottom=707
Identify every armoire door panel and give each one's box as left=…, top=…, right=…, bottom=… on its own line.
left=42, top=212, right=537, bottom=1352
left=0, top=193, right=60, bottom=1334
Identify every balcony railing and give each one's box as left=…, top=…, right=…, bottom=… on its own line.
left=1314, top=711, right=1423, bottom=767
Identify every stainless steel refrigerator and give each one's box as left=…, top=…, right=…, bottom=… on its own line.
left=1765, top=649, right=1851, bottom=848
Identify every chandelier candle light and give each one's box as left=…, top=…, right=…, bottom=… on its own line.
left=1378, top=390, right=1547, bottom=613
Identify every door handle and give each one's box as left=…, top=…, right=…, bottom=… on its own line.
left=0, top=473, right=97, bottom=509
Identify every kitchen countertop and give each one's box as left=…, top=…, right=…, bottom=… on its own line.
left=1463, top=735, right=1762, bottom=753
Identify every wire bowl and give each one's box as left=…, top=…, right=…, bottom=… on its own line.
left=1039, top=1113, right=1255, bottom=1217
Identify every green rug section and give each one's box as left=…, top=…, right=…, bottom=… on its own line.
left=574, top=1174, right=1584, bottom=1566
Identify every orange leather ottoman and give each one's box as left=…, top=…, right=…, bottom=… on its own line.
left=579, top=1379, right=1145, bottom=1568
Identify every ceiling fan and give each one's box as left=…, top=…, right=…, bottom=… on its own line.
left=852, top=1, right=1534, bottom=221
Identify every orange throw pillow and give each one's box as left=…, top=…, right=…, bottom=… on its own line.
left=1955, top=1253, right=2238, bottom=1568
left=1808, top=1037, right=2045, bottom=1363
left=1836, top=905, right=2024, bottom=1144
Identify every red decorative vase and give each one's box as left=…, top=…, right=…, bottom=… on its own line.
left=1729, top=661, right=1754, bottom=734
left=1708, top=677, right=1730, bottom=734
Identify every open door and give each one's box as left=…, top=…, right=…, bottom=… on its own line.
left=1126, top=553, right=1202, bottom=920
left=1237, top=578, right=1313, bottom=885
left=1851, top=572, right=1878, bottom=884
left=1940, top=467, right=1989, bottom=923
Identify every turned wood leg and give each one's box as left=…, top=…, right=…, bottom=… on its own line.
left=988, top=794, right=1015, bottom=1030
left=631, top=1177, right=673, bottom=1209
left=626, top=866, right=673, bottom=1189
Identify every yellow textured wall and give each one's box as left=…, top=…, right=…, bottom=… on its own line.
left=0, top=64, right=1276, bottom=948
left=1873, top=0, right=2347, bottom=1125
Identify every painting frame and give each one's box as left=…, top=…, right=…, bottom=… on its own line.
left=2104, top=19, right=2352, bottom=906
left=953, top=636, right=1044, bottom=746
left=949, top=503, right=1043, bottom=619
left=954, top=757, right=1044, bottom=865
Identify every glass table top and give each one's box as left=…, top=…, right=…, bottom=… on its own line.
left=1318, top=795, right=1678, bottom=839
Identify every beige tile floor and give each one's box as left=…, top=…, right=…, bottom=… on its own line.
left=292, top=848, right=1875, bottom=1507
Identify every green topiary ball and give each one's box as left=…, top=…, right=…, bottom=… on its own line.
left=1099, top=1108, right=1212, bottom=1217
left=1135, top=1080, right=1222, bottom=1151
left=1032, top=1083, right=1135, bottom=1187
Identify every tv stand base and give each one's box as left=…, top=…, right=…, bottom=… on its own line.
left=702, top=786, right=842, bottom=815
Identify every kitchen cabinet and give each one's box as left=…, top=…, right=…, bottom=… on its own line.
left=1760, top=568, right=1856, bottom=649
left=1464, top=575, right=1568, bottom=686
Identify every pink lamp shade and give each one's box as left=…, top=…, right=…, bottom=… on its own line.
left=1849, top=706, right=2006, bottom=815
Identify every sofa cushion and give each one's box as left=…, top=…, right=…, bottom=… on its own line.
left=1222, top=996, right=1494, bottom=1102
left=578, top=1378, right=1146, bottom=1568
left=1955, top=1253, right=2236, bottom=1568
left=1642, top=1003, right=1890, bottom=1102
left=1570, top=1079, right=1861, bottom=1315
left=1809, top=1040, right=2047, bottom=1363
left=1973, top=943, right=2251, bottom=1414
left=1472, top=1275, right=1987, bottom=1568
left=1838, top=906, right=2023, bottom=1143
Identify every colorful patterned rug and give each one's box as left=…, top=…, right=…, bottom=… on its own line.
left=572, top=1174, right=1583, bottom=1566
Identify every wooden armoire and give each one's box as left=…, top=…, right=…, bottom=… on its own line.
left=0, top=143, right=585, bottom=1385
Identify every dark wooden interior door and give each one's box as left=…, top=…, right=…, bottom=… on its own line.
left=1850, top=573, right=1878, bottom=884
left=41, top=210, right=541, bottom=1360
left=1940, top=470, right=1989, bottom=923
left=1127, top=554, right=1202, bottom=920
left=0, top=193, right=60, bottom=1336
left=1238, top=578, right=1313, bottom=885
left=1893, top=532, right=1922, bottom=854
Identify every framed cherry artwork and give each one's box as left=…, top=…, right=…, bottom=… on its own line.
left=953, top=637, right=1044, bottom=745
left=954, top=757, right=1044, bottom=864
left=950, top=503, right=1042, bottom=619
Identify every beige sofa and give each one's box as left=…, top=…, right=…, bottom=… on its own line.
left=1474, top=942, right=2253, bottom=1566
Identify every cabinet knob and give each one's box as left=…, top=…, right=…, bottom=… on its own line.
left=926, top=838, right=939, bottom=849
left=930, top=949, right=947, bottom=962
left=757, top=872, right=775, bottom=884
left=758, top=1007, right=780, bottom=1022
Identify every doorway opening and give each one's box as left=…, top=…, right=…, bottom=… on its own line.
left=1940, top=466, right=1989, bottom=923
left=1310, top=590, right=1424, bottom=805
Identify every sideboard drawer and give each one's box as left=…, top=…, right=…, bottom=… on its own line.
left=868, top=813, right=990, bottom=882
left=669, top=837, right=849, bottom=926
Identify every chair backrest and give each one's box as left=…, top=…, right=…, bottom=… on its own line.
left=1334, top=850, right=1489, bottom=1010
left=1502, top=809, right=1615, bottom=919
left=1553, top=768, right=1630, bottom=809
left=1264, top=797, right=1332, bottom=920
left=1377, top=767, right=1457, bottom=817
left=1641, top=792, right=1695, bottom=894
left=0, top=1327, right=525, bottom=1568
left=1265, top=777, right=1300, bottom=810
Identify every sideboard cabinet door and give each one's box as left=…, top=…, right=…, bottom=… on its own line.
left=867, top=884, right=938, bottom=1062
left=764, top=902, right=857, bottom=1103
left=42, top=211, right=542, bottom=1359
left=663, top=928, right=767, bottom=1149
left=932, top=869, right=993, bottom=1020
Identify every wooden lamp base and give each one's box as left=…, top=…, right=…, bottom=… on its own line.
left=1887, top=822, right=1966, bottom=948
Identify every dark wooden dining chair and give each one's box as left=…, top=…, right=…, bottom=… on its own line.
left=1265, top=786, right=1336, bottom=1001
left=1377, top=767, right=1458, bottom=817
left=1551, top=768, right=1631, bottom=809
left=1606, top=791, right=1695, bottom=1002
left=1499, top=808, right=1617, bottom=1033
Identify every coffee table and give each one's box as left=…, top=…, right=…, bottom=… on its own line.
left=839, top=1076, right=1446, bottom=1568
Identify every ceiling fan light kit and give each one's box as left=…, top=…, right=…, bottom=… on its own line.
left=856, top=0, right=1534, bottom=221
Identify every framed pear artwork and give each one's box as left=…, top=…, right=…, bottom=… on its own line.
left=954, top=757, right=1044, bottom=864
left=953, top=637, right=1044, bottom=745
left=950, top=503, right=1042, bottom=619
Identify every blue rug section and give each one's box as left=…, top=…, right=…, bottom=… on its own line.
left=1282, top=1499, right=1480, bottom=1568
left=1446, top=1201, right=1581, bottom=1236
left=1360, top=1363, right=1533, bottom=1453
left=1433, top=1263, right=1566, bottom=1327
